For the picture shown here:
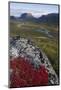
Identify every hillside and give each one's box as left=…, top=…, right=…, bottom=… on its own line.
left=10, top=13, right=59, bottom=26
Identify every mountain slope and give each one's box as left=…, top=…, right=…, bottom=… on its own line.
left=10, top=13, right=59, bottom=26
left=38, top=13, right=59, bottom=25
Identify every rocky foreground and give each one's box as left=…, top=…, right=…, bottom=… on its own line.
left=9, top=36, right=59, bottom=87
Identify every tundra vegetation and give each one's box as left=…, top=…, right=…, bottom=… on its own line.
left=10, top=14, right=59, bottom=77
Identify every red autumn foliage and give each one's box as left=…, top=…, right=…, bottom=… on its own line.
left=10, top=56, right=48, bottom=88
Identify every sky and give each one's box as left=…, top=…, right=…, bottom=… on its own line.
left=10, top=2, right=59, bottom=18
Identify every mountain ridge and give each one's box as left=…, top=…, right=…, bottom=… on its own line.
left=10, top=13, right=59, bottom=25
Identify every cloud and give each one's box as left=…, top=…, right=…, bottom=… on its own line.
left=10, top=8, right=49, bottom=17
left=10, top=3, right=58, bottom=17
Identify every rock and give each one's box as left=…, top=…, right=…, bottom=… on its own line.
left=9, top=36, right=59, bottom=85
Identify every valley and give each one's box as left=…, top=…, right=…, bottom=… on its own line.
left=10, top=19, right=59, bottom=77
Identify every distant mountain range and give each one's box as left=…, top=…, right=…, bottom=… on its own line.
left=10, top=13, right=59, bottom=25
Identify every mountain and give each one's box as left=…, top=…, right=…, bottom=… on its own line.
left=19, top=13, right=37, bottom=22
left=10, top=13, right=59, bottom=25
left=10, top=16, right=16, bottom=20
left=38, top=13, right=59, bottom=25
left=20, top=13, right=34, bottom=19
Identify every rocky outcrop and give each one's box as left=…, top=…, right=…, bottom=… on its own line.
left=9, top=36, right=59, bottom=86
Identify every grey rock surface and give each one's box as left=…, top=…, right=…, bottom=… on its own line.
left=9, top=36, right=59, bottom=85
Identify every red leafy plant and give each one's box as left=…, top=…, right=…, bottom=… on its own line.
left=10, top=56, right=48, bottom=88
